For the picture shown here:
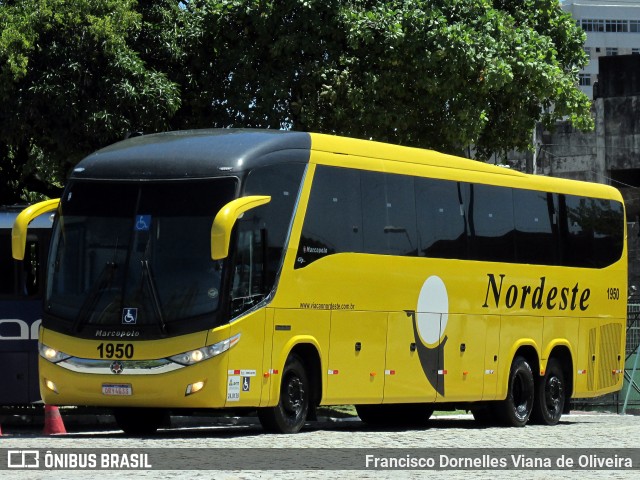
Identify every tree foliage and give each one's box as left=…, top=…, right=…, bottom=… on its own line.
left=0, top=0, right=180, bottom=203
left=0, top=0, right=591, bottom=203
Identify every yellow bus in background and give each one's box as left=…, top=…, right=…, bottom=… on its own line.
left=13, top=130, right=627, bottom=434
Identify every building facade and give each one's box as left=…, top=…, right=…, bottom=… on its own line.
left=563, top=0, right=640, bottom=99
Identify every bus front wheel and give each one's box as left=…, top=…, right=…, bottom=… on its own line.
left=530, top=358, right=565, bottom=425
left=258, top=354, right=310, bottom=433
left=495, top=356, right=534, bottom=427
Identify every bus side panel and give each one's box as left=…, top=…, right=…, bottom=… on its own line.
left=224, top=309, right=266, bottom=407
left=326, top=310, right=386, bottom=404
left=438, top=314, right=489, bottom=402
left=574, top=316, right=625, bottom=398
left=496, top=315, right=543, bottom=400
left=482, top=315, right=501, bottom=400
left=384, top=311, right=437, bottom=403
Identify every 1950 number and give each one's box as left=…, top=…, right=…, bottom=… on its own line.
left=97, top=343, right=134, bottom=359
left=607, top=287, right=620, bottom=300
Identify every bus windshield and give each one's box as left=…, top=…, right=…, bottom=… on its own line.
left=46, top=178, right=238, bottom=334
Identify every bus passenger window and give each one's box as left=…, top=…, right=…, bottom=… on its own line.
left=591, top=199, right=624, bottom=266
left=230, top=223, right=266, bottom=317
left=466, top=184, right=515, bottom=262
left=513, top=190, right=557, bottom=265
left=415, top=178, right=467, bottom=259
left=562, top=195, right=594, bottom=267
left=561, top=195, right=624, bottom=268
left=296, top=166, right=362, bottom=268
left=244, top=163, right=306, bottom=289
left=362, top=171, right=417, bottom=256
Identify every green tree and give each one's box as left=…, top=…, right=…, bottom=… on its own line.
left=0, top=0, right=180, bottom=203
left=1, top=0, right=590, bottom=202
left=162, top=0, right=589, bottom=156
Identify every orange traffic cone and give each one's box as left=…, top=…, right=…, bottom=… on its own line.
left=43, top=405, right=66, bottom=435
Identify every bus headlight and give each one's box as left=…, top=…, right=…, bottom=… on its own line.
left=39, top=342, right=71, bottom=364
left=169, top=333, right=240, bottom=366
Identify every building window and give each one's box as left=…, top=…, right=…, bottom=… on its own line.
left=579, top=74, right=591, bottom=86
left=581, top=19, right=605, bottom=32
left=631, top=20, right=640, bottom=32
left=584, top=47, right=591, bottom=59
left=633, top=48, right=640, bottom=55
left=606, top=20, right=628, bottom=32
left=606, top=47, right=619, bottom=56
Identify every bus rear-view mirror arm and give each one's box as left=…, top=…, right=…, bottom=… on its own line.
left=12, top=198, right=60, bottom=261
left=210, top=195, right=271, bottom=260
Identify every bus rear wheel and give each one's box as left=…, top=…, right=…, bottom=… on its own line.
left=258, top=354, right=310, bottom=433
left=113, top=407, right=168, bottom=435
left=530, top=358, right=565, bottom=425
left=495, top=356, right=534, bottom=427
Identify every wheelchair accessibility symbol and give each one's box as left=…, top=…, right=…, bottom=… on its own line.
left=122, top=308, right=138, bottom=325
left=135, top=215, right=151, bottom=231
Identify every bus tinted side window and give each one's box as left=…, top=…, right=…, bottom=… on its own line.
left=244, top=163, right=306, bottom=289
left=561, top=194, right=624, bottom=268
left=592, top=198, right=624, bottom=266
left=562, top=195, right=592, bottom=267
left=296, top=166, right=362, bottom=268
left=294, top=165, right=624, bottom=269
left=361, top=171, right=417, bottom=256
left=466, top=184, right=515, bottom=262
left=514, top=190, right=558, bottom=265
left=416, top=178, right=468, bottom=259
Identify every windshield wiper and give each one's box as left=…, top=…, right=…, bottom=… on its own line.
left=73, top=261, right=117, bottom=332
left=141, top=259, right=167, bottom=334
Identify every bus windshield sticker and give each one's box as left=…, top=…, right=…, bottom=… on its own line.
left=135, top=215, right=151, bottom=231
left=227, top=376, right=241, bottom=402
left=122, top=308, right=138, bottom=325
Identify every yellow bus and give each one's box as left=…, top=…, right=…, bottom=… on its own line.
left=13, top=130, right=627, bottom=434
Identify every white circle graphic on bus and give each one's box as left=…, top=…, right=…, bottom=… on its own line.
left=416, top=275, right=449, bottom=345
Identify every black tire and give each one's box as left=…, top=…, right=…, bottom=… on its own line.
left=495, top=356, right=534, bottom=427
left=530, top=358, right=566, bottom=426
left=258, top=354, right=310, bottom=433
left=355, top=403, right=433, bottom=426
left=113, top=407, right=168, bottom=435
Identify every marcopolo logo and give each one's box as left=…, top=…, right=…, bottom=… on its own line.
left=482, top=274, right=591, bottom=312
left=302, top=246, right=328, bottom=254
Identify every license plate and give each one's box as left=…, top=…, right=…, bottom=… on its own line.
left=102, top=384, right=133, bottom=396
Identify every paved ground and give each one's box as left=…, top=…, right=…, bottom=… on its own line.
left=1, top=411, right=639, bottom=479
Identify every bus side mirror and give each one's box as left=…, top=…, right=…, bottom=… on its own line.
left=12, top=199, right=60, bottom=260
left=211, top=195, right=271, bottom=260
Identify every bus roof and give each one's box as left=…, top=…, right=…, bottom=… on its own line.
left=72, top=129, right=311, bottom=180
left=69, top=129, right=620, bottom=201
